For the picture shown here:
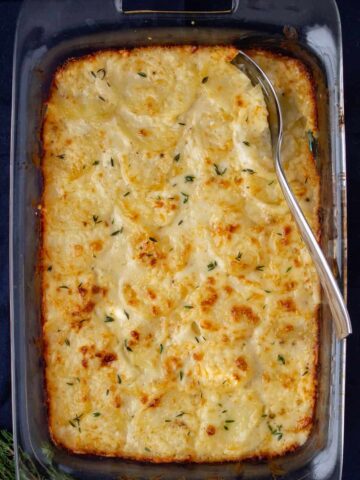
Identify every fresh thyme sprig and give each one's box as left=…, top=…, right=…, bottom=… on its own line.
left=0, top=429, right=75, bottom=479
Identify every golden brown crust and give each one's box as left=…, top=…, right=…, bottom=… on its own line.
left=41, top=44, right=320, bottom=463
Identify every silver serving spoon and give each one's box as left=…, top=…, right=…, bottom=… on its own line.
left=231, top=51, right=352, bottom=340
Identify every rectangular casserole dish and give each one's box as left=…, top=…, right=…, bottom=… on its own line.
left=10, top=0, right=347, bottom=479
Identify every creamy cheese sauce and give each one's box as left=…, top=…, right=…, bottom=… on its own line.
left=42, top=46, right=319, bottom=461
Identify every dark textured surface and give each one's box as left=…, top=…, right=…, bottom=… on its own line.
left=0, top=0, right=359, bottom=477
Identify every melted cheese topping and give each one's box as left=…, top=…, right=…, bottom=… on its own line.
left=42, top=46, right=320, bottom=462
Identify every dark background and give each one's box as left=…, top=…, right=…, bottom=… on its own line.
left=0, top=0, right=359, bottom=477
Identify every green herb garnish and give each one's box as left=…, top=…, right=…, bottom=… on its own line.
left=181, top=192, right=189, bottom=203
left=97, top=68, right=106, bottom=79
left=256, top=265, right=264, bottom=271
left=185, top=175, right=195, bottom=182
left=123, top=191, right=131, bottom=197
left=174, top=153, right=181, bottom=162
left=243, top=141, right=250, bottom=147
left=111, top=228, right=123, bottom=236
left=307, top=130, right=318, bottom=156
left=105, top=316, right=114, bottom=323
left=202, top=76, right=209, bottom=84
left=124, top=339, right=132, bottom=352
left=93, top=412, right=101, bottom=417
left=242, top=168, right=255, bottom=174
left=268, top=423, right=283, bottom=440
left=117, top=374, right=122, bottom=384
left=160, top=343, right=164, bottom=354
left=207, top=261, right=217, bottom=271
left=213, top=163, right=227, bottom=176
left=124, top=310, right=130, bottom=319
left=278, top=354, right=286, bottom=365
left=235, top=252, right=242, bottom=261
left=138, top=72, right=147, bottom=77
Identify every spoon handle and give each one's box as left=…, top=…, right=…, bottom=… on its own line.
left=275, top=160, right=352, bottom=339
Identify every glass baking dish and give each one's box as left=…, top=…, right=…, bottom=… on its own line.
left=10, top=0, right=348, bottom=478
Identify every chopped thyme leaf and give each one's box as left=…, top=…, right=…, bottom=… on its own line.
left=98, top=95, right=106, bottom=102
left=106, top=389, right=110, bottom=396
left=242, top=168, right=256, bottom=174
left=111, top=228, right=123, bottom=236
left=195, top=336, right=200, bottom=343
left=69, top=413, right=83, bottom=432
left=160, top=343, right=164, bottom=354
left=124, top=310, right=129, bottom=319
left=59, top=285, right=69, bottom=289
left=124, top=339, right=132, bottom=352
left=276, top=232, right=282, bottom=236
left=225, top=419, right=235, bottom=423
left=137, top=71, right=147, bottom=77
left=213, top=163, right=227, bottom=176
left=286, top=266, right=292, bottom=273
left=264, top=289, right=272, bottom=293
left=256, top=265, right=265, bottom=271
left=165, top=419, right=171, bottom=422
left=92, top=215, right=102, bottom=224
left=302, top=367, right=309, bottom=376
left=268, top=423, right=283, bottom=440
left=97, top=68, right=106, bottom=79
left=145, top=447, right=151, bottom=452
left=307, top=130, right=318, bottom=156
left=176, top=411, right=185, bottom=417
left=224, top=425, right=229, bottom=430
left=174, top=153, right=181, bottom=162
left=202, top=76, right=209, bottom=84
left=105, top=316, right=114, bottom=323
left=93, top=412, right=101, bottom=417
left=305, top=176, right=309, bottom=184
left=90, top=71, right=96, bottom=78
left=66, top=382, right=74, bottom=386
left=178, top=122, right=186, bottom=126
left=184, top=305, right=194, bottom=309
left=222, top=410, right=227, bottom=413
left=207, top=260, right=217, bottom=271
left=47, top=265, right=52, bottom=271
left=179, top=370, right=184, bottom=380
left=181, top=192, right=189, bottom=203
left=117, top=374, right=122, bottom=384
left=243, top=141, right=250, bottom=146
left=185, top=175, right=195, bottom=182
left=93, top=160, right=100, bottom=165
left=278, top=354, right=286, bottom=365
left=110, top=157, right=114, bottom=167
left=268, top=180, right=275, bottom=186
left=123, top=191, right=130, bottom=197
left=149, top=237, right=157, bottom=242
left=178, top=220, right=184, bottom=225
left=235, top=251, right=242, bottom=261
left=56, top=154, right=65, bottom=159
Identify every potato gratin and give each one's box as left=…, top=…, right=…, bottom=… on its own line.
left=41, top=46, right=320, bottom=462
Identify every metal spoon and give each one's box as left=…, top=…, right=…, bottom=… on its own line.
left=231, top=51, right=352, bottom=339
